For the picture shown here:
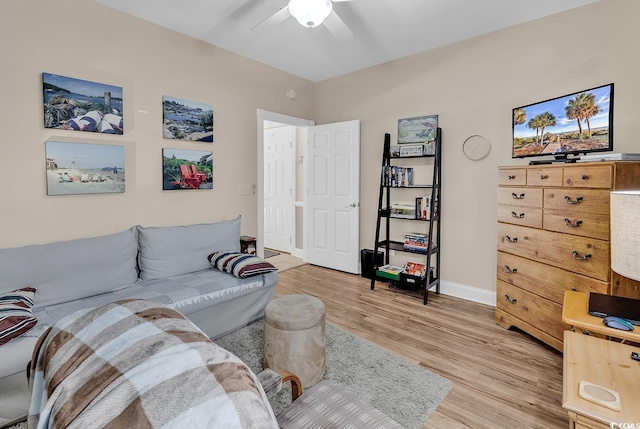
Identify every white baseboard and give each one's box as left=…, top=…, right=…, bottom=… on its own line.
left=291, top=248, right=304, bottom=259
left=437, top=280, right=496, bottom=307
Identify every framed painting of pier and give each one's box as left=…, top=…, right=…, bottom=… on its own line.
left=43, top=72, right=124, bottom=134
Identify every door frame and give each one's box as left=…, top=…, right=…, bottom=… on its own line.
left=257, top=109, right=314, bottom=259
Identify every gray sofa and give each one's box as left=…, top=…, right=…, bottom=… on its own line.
left=0, top=217, right=277, bottom=427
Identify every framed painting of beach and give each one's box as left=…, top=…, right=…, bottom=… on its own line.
left=43, top=73, right=124, bottom=134
left=45, top=141, right=125, bottom=196
left=163, top=96, right=214, bottom=142
left=162, top=148, right=213, bottom=190
left=398, top=115, right=438, bottom=144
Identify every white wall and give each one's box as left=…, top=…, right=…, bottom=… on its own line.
left=2, top=0, right=638, bottom=300
left=314, top=0, right=640, bottom=294
left=0, top=0, right=315, bottom=248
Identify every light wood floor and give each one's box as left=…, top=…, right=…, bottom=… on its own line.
left=276, top=264, right=567, bottom=429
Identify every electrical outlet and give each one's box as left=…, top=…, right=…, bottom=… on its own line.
left=238, top=185, right=252, bottom=196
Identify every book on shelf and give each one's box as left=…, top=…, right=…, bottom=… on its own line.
left=415, top=195, right=438, bottom=220
left=403, top=261, right=427, bottom=277
left=377, top=264, right=404, bottom=275
left=388, top=203, right=416, bottom=219
left=403, top=232, right=434, bottom=253
left=381, top=166, right=414, bottom=187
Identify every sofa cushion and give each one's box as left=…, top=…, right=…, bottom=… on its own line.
left=0, top=228, right=138, bottom=308
left=0, top=288, right=37, bottom=346
left=137, top=217, right=241, bottom=280
left=208, top=251, right=277, bottom=278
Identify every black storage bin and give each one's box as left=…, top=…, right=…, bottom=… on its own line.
left=360, top=249, right=384, bottom=279
left=399, top=272, right=425, bottom=289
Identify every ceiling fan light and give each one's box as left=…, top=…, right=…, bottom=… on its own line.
left=288, top=0, right=332, bottom=28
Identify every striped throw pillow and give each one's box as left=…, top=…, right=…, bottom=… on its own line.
left=0, top=287, right=37, bottom=346
left=208, top=251, right=277, bottom=278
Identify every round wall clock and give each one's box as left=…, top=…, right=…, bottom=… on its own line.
left=462, top=135, right=491, bottom=161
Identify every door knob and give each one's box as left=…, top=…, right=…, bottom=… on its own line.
left=345, top=202, right=358, bottom=208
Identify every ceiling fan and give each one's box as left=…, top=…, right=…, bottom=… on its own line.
left=252, top=0, right=355, bottom=39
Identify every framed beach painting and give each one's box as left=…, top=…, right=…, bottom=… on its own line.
left=43, top=73, right=124, bottom=134
left=163, top=96, right=214, bottom=142
left=45, top=141, right=125, bottom=196
left=398, top=115, right=438, bottom=144
left=162, top=148, right=213, bottom=190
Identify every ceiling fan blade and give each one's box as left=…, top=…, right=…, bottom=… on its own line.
left=323, top=10, right=354, bottom=40
left=251, top=6, right=291, bottom=31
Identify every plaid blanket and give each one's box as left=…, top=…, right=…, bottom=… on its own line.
left=28, top=299, right=278, bottom=429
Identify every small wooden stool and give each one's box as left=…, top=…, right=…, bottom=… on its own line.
left=264, top=294, right=326, bottom=388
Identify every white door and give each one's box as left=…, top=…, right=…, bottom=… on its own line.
left=305, top=120, right=360, bottom=274
left=264, top=126, right=293, bottom=253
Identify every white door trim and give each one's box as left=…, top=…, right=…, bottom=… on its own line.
left=257, top=109, right=314, bottom=259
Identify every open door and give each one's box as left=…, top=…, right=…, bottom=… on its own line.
left=263, top=125, right=293, bottom=253
left=305, top=120, right=360, bottom=274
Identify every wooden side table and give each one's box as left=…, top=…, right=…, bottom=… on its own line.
left=562, top=291, right=640, bottom=344
left=240, top=235, right=256, bottom=255
left=563, top=331, right=640, bottom=428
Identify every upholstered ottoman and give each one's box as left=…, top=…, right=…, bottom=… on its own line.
left=264, top=294, right=326, bottom=387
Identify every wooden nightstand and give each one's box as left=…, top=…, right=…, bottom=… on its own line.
left=562, top=290, right=640, bottom=344
left=563, top=331, right=640, bottom=428
left=240, top=235, right=256, bottom=255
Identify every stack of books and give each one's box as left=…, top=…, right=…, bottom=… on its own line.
left=382, top=166, right=414, bottom=187
left=389, top=203, right=416, bottom=219
left=403, top=233, right=431, bottom=253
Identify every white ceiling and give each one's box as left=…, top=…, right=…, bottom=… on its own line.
left=95, top=0, right=598, bottom=82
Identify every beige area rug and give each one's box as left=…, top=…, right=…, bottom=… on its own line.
left=215, top=319, right=453, bottom=429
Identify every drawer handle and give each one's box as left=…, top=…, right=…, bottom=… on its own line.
left=504, top=294, right=517, bottom=304
left=564, top=218, right=583, bottom=228
left=508, top=175, right=516, bottom=180
left=511, top=211, right=525, bottom=219
left=572, top=250, right=592, bottom=261
left=564, top=196, right=584, bottom=205
left=571, top=287, right=577, bottom=291
left=505, top=235, right=518, bottom=244
left=511, top=193, right=525, bottom=200
left=581, top=174, right=589, bottom=180
left=504, top=265, right=517, bottom=274
left=540, top=174, right=548, bottom=180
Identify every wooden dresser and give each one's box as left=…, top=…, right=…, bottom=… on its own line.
left=495, top=162, right=640, bottom=351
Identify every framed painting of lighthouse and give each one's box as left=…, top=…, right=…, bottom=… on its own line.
left=42, top=72, right=124, bottom=134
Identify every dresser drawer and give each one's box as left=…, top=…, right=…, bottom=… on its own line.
left=497, top=252, right=608, bottom=304
left=527, top=168, right=563, bottom=187
left=498, top=187, right=543, bottom=208
left=543, top=209, right=609, bottom=241
left=543, top=189, right=609, bottom=214
left=563, top=165, right=612, bottom=188
left=496, top=280, right=565, bottom=341
left=498, top=168, right=526, bottom=186
left=497, top=205, right=542, bottom=228
left=497, top=223, right=609, bottom=281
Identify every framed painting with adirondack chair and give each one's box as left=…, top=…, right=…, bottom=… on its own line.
left=162, top=148, right=213, bottom=190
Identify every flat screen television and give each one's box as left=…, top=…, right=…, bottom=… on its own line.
left=512, top=83, right=614, bottom=161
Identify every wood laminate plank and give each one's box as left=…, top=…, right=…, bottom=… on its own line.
left=276, top=264, right=568, bottom=429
